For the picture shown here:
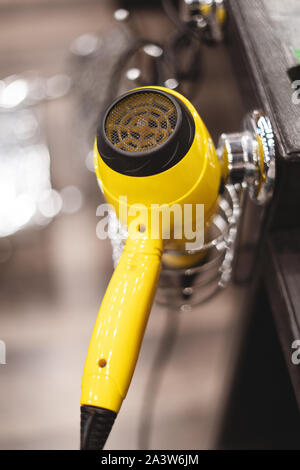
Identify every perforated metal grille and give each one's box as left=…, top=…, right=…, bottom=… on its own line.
left=105, top=92, right=177, bottom=153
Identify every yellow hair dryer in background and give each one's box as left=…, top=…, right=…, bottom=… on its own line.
left=80, top=86, right=221, bottom=449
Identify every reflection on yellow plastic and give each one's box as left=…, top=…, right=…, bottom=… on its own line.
left=200, top=2, right=226, bottom=26
left=81, top=86, right=221, bottom=413
left=200, top=3, right=212, bottom=17
left=216, top=4, right=226, bottom=26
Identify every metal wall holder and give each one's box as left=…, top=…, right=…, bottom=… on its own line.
left=156, top=184, right=240, bottom=309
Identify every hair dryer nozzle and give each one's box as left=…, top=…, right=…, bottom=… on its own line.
left=97, top=87, right=195, bottom=176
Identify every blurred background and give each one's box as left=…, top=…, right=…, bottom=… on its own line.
left=0, top=0, right=252, bottom=449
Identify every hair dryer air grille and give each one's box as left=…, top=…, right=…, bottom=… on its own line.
left=105, top=91, right=178, bottom=153
left=97, top=88, right=195, bottom=176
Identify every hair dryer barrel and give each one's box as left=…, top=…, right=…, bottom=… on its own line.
left=95, top=87, right=221, bottom=232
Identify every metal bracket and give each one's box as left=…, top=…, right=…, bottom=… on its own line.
left=217, top=110, right=276, bottom=205
left=181, top=0, right=226, bottom=42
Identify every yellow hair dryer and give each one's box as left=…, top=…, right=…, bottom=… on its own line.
left=80, top=86, right=221, bottom=449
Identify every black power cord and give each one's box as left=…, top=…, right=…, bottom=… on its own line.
left=80, top=405, right=116, bottom=450
left=101, top=3, right=208, bottom=112
left=102, top=37, right=166, bottom=110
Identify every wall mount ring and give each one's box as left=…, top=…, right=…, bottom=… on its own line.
left=218, top=110, right=276, bottom=205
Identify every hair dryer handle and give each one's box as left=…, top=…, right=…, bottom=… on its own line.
left=81, top=235, right=163, bottom=415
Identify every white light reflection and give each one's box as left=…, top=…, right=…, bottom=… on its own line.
left=143, top=44, right=163, bottom=58
left=0, top=143, right=53, bottom=237
left=164, top=78, right=179, bottom=90
left=126, top=68, right=141, bottom=81
left=13, top=194, right=36, bottom=227
left=0, top=78, right=28, bottom=108
left=46, top=74, right=71, bottom=100
left=38, top=189, right=62, bottom=218
left=85, top=151, right=95, bottom=172
left=70, top=33, right=100, bottom=57
left=114, top=9, right=129, bottom=22
left=60, top=185, right=83, bottom=214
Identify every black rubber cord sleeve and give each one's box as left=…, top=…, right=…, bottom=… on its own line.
left=80, top=405, right=117, bottom=450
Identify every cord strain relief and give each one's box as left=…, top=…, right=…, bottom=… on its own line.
left=80, top=405, right=117, bottom=450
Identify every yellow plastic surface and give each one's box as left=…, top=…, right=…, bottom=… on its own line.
left=81, top=235, right=162, bottom=412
